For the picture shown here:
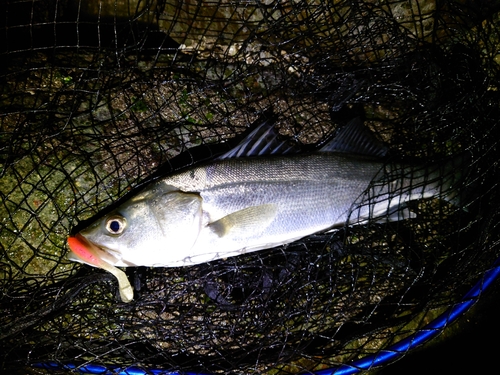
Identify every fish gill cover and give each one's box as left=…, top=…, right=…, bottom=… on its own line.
left=0, top=0, right=499, bottom=374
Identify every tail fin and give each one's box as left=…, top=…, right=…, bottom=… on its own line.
left=432, top=152, right=471, bottom=208
left=349, top=152, right=471, bottom=225
left=402, top=152, right=471, bottom=209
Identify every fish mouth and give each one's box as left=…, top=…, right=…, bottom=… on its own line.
left=67, top=234, right=134, bottom=303
left=67, top=234, right=103, bottom=266
left=67, top=234, right=122, bottom=267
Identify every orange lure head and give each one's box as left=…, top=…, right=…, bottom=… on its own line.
left=67, top=234, right=134, bottom=302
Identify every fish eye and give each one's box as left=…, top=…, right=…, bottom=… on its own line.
left=105, top=215, right=126, bottom=235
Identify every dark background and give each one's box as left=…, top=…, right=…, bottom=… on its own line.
left=375, top=278, right=500, bottom=374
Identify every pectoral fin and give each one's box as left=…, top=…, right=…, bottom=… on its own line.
left=209, top=204, right=278, bottom=238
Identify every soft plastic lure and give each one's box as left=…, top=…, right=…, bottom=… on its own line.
left=68, top=234, right=134, bottom=302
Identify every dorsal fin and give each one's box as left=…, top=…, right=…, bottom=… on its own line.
left=218, top=115, right=301, bottom=159
left=319, top=117, right=388, bottom=157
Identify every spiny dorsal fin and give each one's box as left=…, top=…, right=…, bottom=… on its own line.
left=220, top=114, right=388, bottom=159
left=319, top=117, right=388, bottom=157
left=218, top=115, right=301, bottom=159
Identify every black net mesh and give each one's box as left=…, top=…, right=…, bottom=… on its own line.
left=1, top=0, right=500, bottom=374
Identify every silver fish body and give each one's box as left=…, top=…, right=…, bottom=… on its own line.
left=75, top=152, right=458, bottom=267
left=67, top=117, right=465, bottom=302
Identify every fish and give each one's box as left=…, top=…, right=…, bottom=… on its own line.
left=67, top=115, right=466, bottom=302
